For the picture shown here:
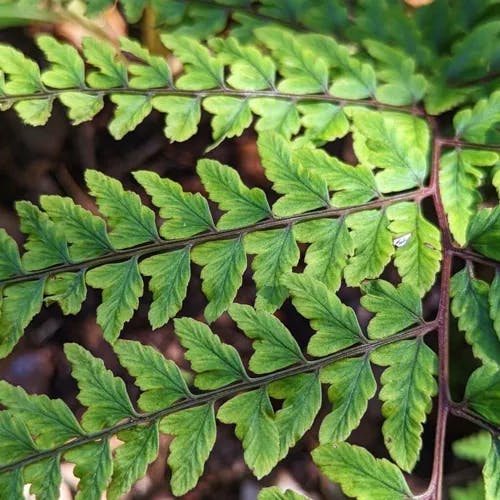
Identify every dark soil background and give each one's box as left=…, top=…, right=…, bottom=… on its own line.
left=0, top=24, right=487, bottom=500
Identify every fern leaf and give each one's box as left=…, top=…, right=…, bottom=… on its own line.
left=312, top=442, right=412, bottom=500
left=203, top=96, right=252, bottom=147
left=15, top=99, right=43, bottom=124
left=59, top=92, right=104, bottom=125
left=371, top=338, right=438, bottom=471
left=466, top=206, right=500, bottom=260
left=0, top=280, right=45, bottom=358
left=450, top=268, right=500, bottom=365
left=16, top=201, right=71, bottom=270
left=108, top=423, right=159, bottom=500
left=152, top=96, right=201, bottom=142
left=0, top=44, right=43, bottom=94
left=192, top=238, right=247, bottom=322
left=269, top=373, right=322, bottom=460
left=24, top=455, right=61, bottom=500
left=445, top=21, right=500, bottom=83
left=294, top=147, right=379, bottom=207
left=218, top=387, right=280, bottom=478
left=0, top=471, right=22, bottom=498
left=229, top=303, right=305, bottom=373
left=246, top=227, right=300, bottom=312
left=424, top=81, right=470, bottom=116
left=306, top=34, right=376, bottom=99
left=439, top=149, right=498, bottom=245
left=0, top=381, right=84, bottom=448
left=139, top=248, right=191, bottom=329
left=37, top=35, right=85, bottom=88
left=0, top=411, right=38, bottom=464
left=284, top=273, right=364, bottom=355
left=297, top=102, right=349, bottom=143
left=211, top=36, right=276, bottom=90
left=115, top=340, right=191, bottom=412
left=0, top=229, right=23, bottom=279
left=250, top=98, right=301, bottom=139
left=174, top=317, right=248, bottom=389
left=160, top=403, right=216, bottom=496
left=465, top=365, right=500, bottom=426
left=40, top=195, right=114, bottom=261
left=86, top=258, right=143, bottom=342
left=64, top=441, right=112, bottom=500
left=256, top=28, right=328, bottom=94
left=64, top=343, right=135, bottom=431
left=350, top=109, right=429, bottom=191
left=294, top=218, right=352, bottom=291
left=134, top=170, right=214, bottom=238
left=44, top=271, right=87, bottom=315
left=85, top=170, right=158, bottom=248
left=344, top=209, right=393, bottom=286
left=319, top=356, right=376, bottom=443
left=82, top=37, right=127, bottom=88
left=109, top=94, right=152, bottom=139
left=387, top=202, right=441, bottom=295
left=365, top=40, right=427, bottom=105
left=258, top=133, right=330, bottom=215
left=161, top=34, right=224, bottom=89
left=361, top=280, right=423, bottom=339
left=14, top=98, right=52, bottom=126
left=120, top=37, right=172, bottom=89
left=197, top=159, right=271, bottom=229
left=454, top=90, right=500, bottom=143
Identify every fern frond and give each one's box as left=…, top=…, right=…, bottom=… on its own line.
left=0, top=27, right=488, bottom=145
left=2, top=0, right=496, bottom=131
left=0, top=136, right=438, bottom=355
left=0, top=295, right=435, bottom=498
left=0, top=31, right=411, bottom=145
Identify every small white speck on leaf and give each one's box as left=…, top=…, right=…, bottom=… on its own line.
left=393, top=233, right=412, bottom=247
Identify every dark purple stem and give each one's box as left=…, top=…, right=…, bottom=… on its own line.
left=419, top=134, right=453, bottom=500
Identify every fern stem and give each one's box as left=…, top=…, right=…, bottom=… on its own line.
left=0, top=188, right=432, bottom=287
left=0, top=321, right=436, bottom=474
left=429, top=129, right=453, bottom=250
left=448, top=402, right=500, bottom=437
left=437, top=138, right=500, bottom=152
left=424, top=133, right=453, bottom=500
left=450, top=248, right=500, bottom=268
left=0, top=87, right=426, bottom=115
